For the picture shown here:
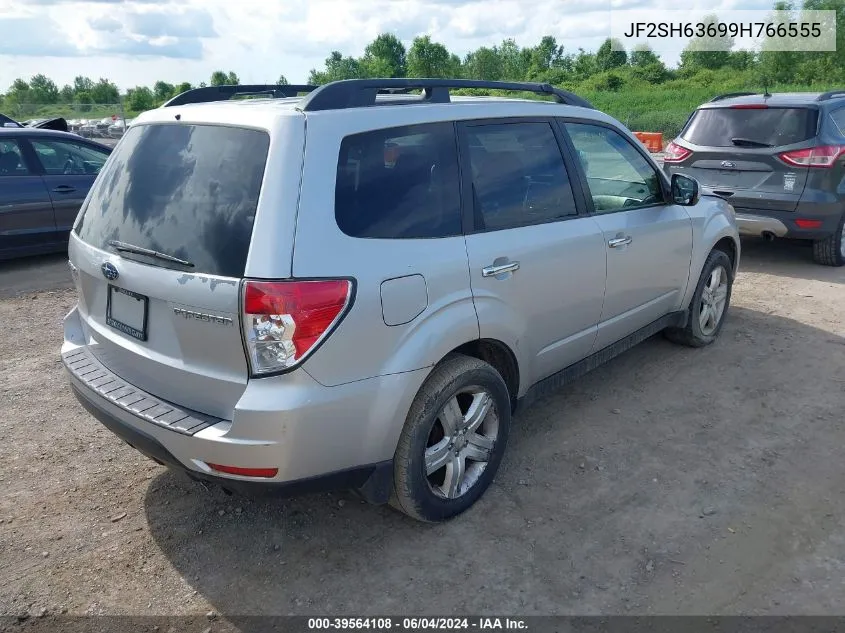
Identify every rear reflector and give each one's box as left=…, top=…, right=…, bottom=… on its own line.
left=242, top=279, right=352, bottom=375
left=779, top=145, right=845, bottom=168
left=795, top=219, right=823, bottom=229
left=207, top=463, right=279, bottom=478
left=663, top=141, right=692, bottom=163
left=730, top=104, right=769, bottom=109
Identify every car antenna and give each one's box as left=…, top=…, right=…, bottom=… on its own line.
left=763, top=79, right=771, bottom=98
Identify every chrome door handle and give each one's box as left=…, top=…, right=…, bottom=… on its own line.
left=482, top=261, right=520, bottom=277
left=608, top=236, right=632, bottom=248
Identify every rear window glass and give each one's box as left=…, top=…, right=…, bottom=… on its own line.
left=75, top=123, right=269, bottom=277
left=682, top=107, right=818, bottom=147
left=335, top=122, right=461, bottom=239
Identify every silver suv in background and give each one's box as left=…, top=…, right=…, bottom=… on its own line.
left=664, top=91, right=845, bottom=266
left=62, top=80, right=739, bottom=522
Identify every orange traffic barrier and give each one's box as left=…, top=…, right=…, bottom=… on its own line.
left=634, top=132, right=663, bottom=153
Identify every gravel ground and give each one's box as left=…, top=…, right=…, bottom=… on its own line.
left=1, top=239, right=844, bottom=618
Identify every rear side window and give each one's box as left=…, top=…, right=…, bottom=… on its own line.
left=335, top=123, right=461, bottom=239
left=75, top=123, right=269, bottom=277
left=465, top=121, right=577, bottom=231
left=31, top=138, right=108, bottom=175
left=830, top=108, right=845, bottom=136
left=0, top=139, right=30, bottom=176
left=682, top=107, right=818, bottom=147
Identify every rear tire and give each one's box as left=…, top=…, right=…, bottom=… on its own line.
left=812, top=213, right=845, bottom=267
left=665, top=249, right=733, bottom=348
left=390, top=354, right=511, bottom=523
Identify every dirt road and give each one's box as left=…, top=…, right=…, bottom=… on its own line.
left=1, top=239, right=844, bottom=617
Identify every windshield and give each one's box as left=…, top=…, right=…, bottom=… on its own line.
left=75, top=123, right=270, bottom=277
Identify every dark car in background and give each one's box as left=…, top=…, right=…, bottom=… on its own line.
left=663, top=91, right=845, bottom=266
left=0, top=128, right=111, bottom=260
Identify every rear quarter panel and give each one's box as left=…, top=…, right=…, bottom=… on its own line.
left=291, top=109, right=480, bottom=387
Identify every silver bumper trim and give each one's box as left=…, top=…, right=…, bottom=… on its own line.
left=63, top=347, right=220, bottom=436
left=735, top=213, right=789, bottom=238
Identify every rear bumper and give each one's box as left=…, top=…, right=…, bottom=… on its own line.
left=70, top=380, right=391, bottom=499
left=733, top=203, right=843, bottom=240
left=61, top=306, right=425, bottom=502
left=735, top=213, right=789, bottom=238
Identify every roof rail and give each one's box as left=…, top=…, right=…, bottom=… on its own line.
left=162, top=84, right=318, bottom=107
left=709, top=92, right=758, bottom=102
left=298, top=79, right=595, bottom=112
left=817, top=89, right=845, bottom=102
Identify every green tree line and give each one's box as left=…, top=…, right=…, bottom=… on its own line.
left=1, top=0, right=842, bottom=137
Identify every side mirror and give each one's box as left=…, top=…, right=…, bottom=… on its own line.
left=671, top=173, right=700, bottom=206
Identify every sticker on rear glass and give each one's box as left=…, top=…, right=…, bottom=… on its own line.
left=784, top=173, right=796, bottom=191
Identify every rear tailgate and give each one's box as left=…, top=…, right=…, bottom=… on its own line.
left=69, top=121, right=275, bottom=420
left=670, top=106, right=817, bottom=212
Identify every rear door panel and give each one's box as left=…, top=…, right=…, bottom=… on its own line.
left=0, top=138, right=57, bottom=254
left=459, top=119, right=606, bottom=386
left=29, top=137, right=111, bottom=231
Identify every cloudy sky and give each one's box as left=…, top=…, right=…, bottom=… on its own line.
left=0, top=0, right=775, bottom=92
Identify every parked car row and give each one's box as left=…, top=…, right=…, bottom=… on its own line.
left=3, top=115, right=134, bottom=139
left=72, top=117, right=133, bottom=139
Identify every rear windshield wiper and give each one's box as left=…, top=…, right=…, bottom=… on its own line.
left=108, top=240, right=194, bottom=268
left=730, top=137, right=772, bottom=148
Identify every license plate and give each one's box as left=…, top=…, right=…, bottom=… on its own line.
left=106, top=285, right=148, bottom=341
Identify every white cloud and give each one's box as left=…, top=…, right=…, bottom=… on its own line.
left=0, top=0, right=774, bottom=92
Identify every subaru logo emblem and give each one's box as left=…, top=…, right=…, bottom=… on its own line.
left=101, top=262, right=119, bottom=280
left=721, top=160, right=737, bottom=169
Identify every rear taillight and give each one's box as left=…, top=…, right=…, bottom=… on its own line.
left=663, top=141, right=692, bottom=163
left=779, top=146, right=845, bottom=168
left=242, top=279, right=352, bottom=375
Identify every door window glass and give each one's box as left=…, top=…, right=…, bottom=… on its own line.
left=465, top=122, right=577, bottom=231
left=31, top=138, right=109, bottom=176
left=0, top=140, right=30, bottom=176
left=565, top=123, right=663, bottom=213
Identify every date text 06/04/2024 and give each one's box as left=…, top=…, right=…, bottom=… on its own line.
left=307, top=618, right=528, bottom=630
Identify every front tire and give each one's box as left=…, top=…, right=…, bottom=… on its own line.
left=665, top=249, right=733, bottom=348
left=390, top=354, right=511, bottom=522
left=812, top=213, right=845, bottom=267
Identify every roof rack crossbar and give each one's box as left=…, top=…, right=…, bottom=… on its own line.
left=298, top=79, right=595, bottom=112
left=817, top=90, right=845, bottom=102
left=162, top=84, right=318, bottom=107
left=709, top=92, right=758, bottom=102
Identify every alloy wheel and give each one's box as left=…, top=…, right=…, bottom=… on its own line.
left=699, top=265, right=729, bottom=336
left=424, top=387, right=498, bottom=499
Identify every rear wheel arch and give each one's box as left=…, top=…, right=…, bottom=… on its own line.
left=449, top=339, right=520, bottom=412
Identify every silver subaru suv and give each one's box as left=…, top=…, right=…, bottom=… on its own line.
left=62, top=79, right=739, bottom=522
